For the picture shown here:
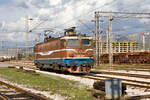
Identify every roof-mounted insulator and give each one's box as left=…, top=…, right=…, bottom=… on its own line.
left=64, top=27, right=76, bottom=36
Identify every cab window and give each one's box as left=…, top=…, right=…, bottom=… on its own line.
left=82, top=39, right=90, bottom=46
left=67, top=39, right=79, bottom=47
left=61, top=40, right=66, bottom=48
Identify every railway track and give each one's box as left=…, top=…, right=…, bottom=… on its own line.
left=12, top=65, right=150, bottom=88
left=83, top=72, right=150, bottom=99
left=6, top=63, right=150, bottom=90
left=8, top=61, right=150, bottom=72
left=4, top=64, right=150, bottom=99
left=91, top=70, right=150, bottom=79
left=84, top=73, right=150, bottom=89
left=0, top=80, right=51, bottom=100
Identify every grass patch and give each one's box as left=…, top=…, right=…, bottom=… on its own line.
left=0, top=67, right=96, bottom=100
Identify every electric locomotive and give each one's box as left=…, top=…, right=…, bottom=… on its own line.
left=34, top=27, right=94, bottom=73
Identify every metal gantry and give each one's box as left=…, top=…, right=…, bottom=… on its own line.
left=108, top=12, right=113, bottom=68
left=94, top=11, right=150, bottom=68
left=25, top=16, right=29, bottom=60
left=94, top=11, right=113, bottom=67
left=94, top=12, right=100, bottom=67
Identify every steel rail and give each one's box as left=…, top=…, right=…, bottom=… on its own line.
left=13, top=65, right=150, bottom=89
left=84, top=74, right=150, bottom=88
left=91, top=70, right=150, bottom=79
left=0, top=80, right=52, bottom=100
left=0, top=94, right=9, bottom=100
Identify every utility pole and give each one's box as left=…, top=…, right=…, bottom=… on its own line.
left=25, top=16, right=29, bottom=60
left=108, top=11, right=113, bottom=68
left=16, top=44, right=18, bottom=61
left=0, top=41, right=2, bottom=56
left=97, top=14, right=100, bottom=66
left=141, top=32, right=149, bottom=51
left=7, top=48, right=9, bottom=56
left=106, top=30, right=109, bottom=53
left=95, top=12, right=100, bottom=67
left=94, top=11, right=150, bottom=67
left=94, top=12, right=98, bottom=67
left=104, top=28, right=109, bottom=53
left=142, top=34, right=145, bottom=51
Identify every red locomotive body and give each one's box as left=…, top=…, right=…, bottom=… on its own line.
left=34, top=28, right=94, bottom=73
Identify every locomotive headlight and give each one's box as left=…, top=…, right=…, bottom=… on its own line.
left=69, top=54, right=74, bottom=57
left=88, top=53, right=93, bottom=57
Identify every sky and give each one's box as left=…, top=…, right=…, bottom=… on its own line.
left=0, top=0, right=150, bottom=47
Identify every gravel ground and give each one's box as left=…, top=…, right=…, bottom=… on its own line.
left=21, top=66, right=96, bottom=88
left=94, top=69, right=150, bottom=76
left=23, top=66, right=150, bottom=97
left=96, top=74, right=150, bottom=83
left=126, top=85, right=150, bottom=96
left=3, top=61, right=150, bottom=98
left=95, top=73, right=150, bottom=96
left=0, top=62, right=96, bottom=100
left=0, top=62, right=13, bottom=67
left=93, top=69, right=150, bottom=97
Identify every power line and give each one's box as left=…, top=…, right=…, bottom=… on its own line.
left=97, top=11, right=150, bottom=15
left=29, top=0, right=93, bottom=32
left=78, top=19, right=94, bottom=33
left=99, top=16, right=150, bottom=19
left=27, top=0, right=118, bottom=34
left=29, top=19, right=48, bottom=32
left=52, top=0, right=118, bottom=29
left=25, top=16, right=29, bottom=60
left=95, top=11, right=150, bottom=67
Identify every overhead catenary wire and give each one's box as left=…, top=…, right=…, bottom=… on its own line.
left=95, top=11, right=150, bottom=67
left=97, top=11, right=150, bottom=15
left=78, top=19, right=95, bottom=33
left=99, top=16, right=150, bottom=19
left=27, top=0, right=118, bottom=35
left=29, top=0, right=94, bottom=32
left=27, top=0, right=117, bottom=34
left=29, top=19, right=48, bottom=32
left=51, top=0, right=118, bottom=29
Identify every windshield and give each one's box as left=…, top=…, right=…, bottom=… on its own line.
left=67, top=39, right=79, bottom=47
left=82, top=39, right=90, bottom=46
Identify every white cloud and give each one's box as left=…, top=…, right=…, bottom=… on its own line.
left=38, top=8, right=50, bottom=15
left=1, top=21, right=5, bottom=30
left=49, top=0, right=62, bottom=6
left=1, top=0, right=150, bottom=44
left=4, top=17, right=25, bottom=32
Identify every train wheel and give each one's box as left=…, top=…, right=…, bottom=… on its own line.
left=37, top=62, right=42, bottom=69
left=40, top=64, right=45, bottom=70
left=53, top=62, right=58, bottom=70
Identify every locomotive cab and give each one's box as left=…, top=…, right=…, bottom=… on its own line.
left=60, top=35, right=94, bottom=73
